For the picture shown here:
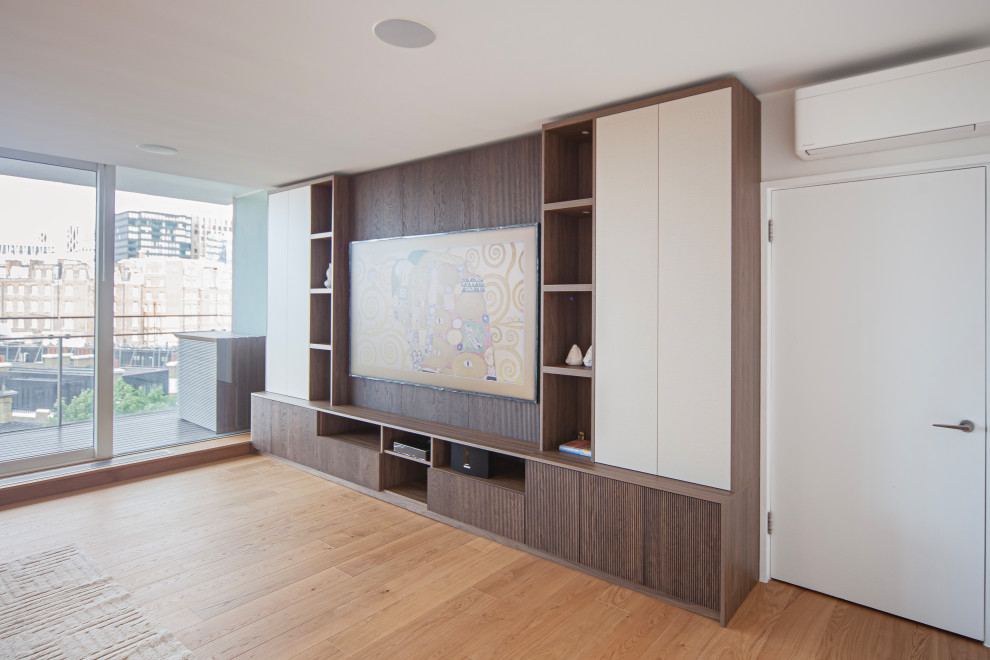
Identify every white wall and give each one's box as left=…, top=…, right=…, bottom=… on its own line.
left=759, top=87, right=990, bottom=182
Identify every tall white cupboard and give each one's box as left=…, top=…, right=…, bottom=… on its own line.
left=594, top=87, right=738, bottom=490
left=265, top=186, right=311, bottom=399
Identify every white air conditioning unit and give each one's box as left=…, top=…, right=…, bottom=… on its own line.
left=795, top=47, right=990, bottom=159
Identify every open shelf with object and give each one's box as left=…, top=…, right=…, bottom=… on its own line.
left=254, top=76, right=760, bottom=628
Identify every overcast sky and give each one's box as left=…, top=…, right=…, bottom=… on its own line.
left=0, top=175, right=232, bottom=250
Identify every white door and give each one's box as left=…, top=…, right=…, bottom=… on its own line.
left=770, top=167, right=986, bottom=639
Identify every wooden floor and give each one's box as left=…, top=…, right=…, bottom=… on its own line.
left=0, top=454, right=987, bottom=660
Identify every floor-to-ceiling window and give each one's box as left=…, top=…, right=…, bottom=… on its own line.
left=0, top=153, right=252, bottom=477
left=111, top=168, right=235, bottom=454
left=0, top=154, right=100, bottom=474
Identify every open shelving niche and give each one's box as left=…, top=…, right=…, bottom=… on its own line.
left=540, top=118, right=595, bottom=458
left=255, top=79, right=761, bottom=626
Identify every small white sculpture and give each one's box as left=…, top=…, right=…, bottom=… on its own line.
left=324, top=264, right=332, bottom=289
left=583, top=345, right=593, bottom=368
left=565, top=344, right=584, bottom=366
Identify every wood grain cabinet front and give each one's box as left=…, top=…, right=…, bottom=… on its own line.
left=427, top=467, right=525, bottom=542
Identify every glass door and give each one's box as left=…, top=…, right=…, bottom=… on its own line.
left=0, top=155, right=99, bottom=476
left=111, top=168, right=235, bottom=455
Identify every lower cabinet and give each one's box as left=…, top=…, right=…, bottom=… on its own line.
left=428, top=467, right=525, bottom=543
left=643, top=489, right=721, bottom=612
left=524, top=462, right=582, bottom=563
left=580, top=473, right=644, bottom=583
left=251, top=394, right=742, bottom=623
left=526, top=459, right=723, bottom=616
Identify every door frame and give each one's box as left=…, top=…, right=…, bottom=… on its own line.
left=760, top=154, right=990, bottom=644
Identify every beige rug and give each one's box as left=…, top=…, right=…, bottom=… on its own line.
left=0, top=545, right=194, bottom=660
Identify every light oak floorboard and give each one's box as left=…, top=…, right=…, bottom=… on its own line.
left=0, top=454, right=987, bottom=659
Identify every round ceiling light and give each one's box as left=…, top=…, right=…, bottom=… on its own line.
left=373, top=19, right=435, bottom=48
left=137, top=144, right=178, bottom=155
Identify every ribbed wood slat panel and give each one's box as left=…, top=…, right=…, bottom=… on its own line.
left=644, top=489, right=721, bottom=611
left=428, top=468, right=525, bottom=542
left=579, top=474, right=644, bottom=583
left=525, top=461, right=581, bottom=562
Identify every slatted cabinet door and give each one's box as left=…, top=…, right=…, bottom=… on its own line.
left=643, top=488, right=721, bottom=613
left=579, top=473, right=644, bottom=583
left=525, top=461, right=581, bottom=563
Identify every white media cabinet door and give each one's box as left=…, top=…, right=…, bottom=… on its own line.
left=265, top=190, right=289, bottom=395
left=285, top=186, right=311, bottom=400
left=770, top=168, right=986, bottom=639
left=656, top=87, right=733, bottom=490
left=266, top=187, right=311, bottom=399
left=594, top=104, right=660, bottom=474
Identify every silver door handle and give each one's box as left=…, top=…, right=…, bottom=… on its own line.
left=932, top=420, right=975, bottom=432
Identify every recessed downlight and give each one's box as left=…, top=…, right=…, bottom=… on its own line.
left=137, top=144, right=178, bottom=155
left=373, top=19, right=435, bottom=48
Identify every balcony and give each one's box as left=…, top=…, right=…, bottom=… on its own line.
left=0, top=409, right=216, bottom=463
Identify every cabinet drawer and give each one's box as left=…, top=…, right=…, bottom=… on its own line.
left=428, top=467, right=525, bottom=542
left=323, top=436, right=382, bottom=491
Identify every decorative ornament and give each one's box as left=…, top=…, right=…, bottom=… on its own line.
left=565, top=344, right=584, bottom=366
left=583, top=344, right=593, bottom=368
left=324, top=263, right=332, bottom=289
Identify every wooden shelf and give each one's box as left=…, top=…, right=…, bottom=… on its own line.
left=310, top=288, right=332, bottom=294
left=386, top=479, right=428, bottom=504
left=543, top=284, right=592, bottom=293
left=384, top=449, right=431, bottom=466
left=253, top=393, right=733, bottom=503
left=543, top=198, right=593, bottom=214
left=320, top=429, right=380, bottom=452
left=309, top=343, right=332, bottom=351
left=432, top=465, right=525, bottom=494
left=542, top=364, right=592, bottom=377
left=310, top=231, right=333, bottom=240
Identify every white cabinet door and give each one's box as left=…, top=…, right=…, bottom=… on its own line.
left=656, top=88, right=733, bottom=490
left=265, top=190, right=289, bottom=395
left=770, top=168, right=986, bottom=639
left=594, top=104, right=660, bottom=474
left=284, top=186, right=311, bottom=399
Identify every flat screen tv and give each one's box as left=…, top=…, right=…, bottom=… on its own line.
left=349, top=224, right=538, bottom=402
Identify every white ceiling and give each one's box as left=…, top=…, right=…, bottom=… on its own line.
left=1, top=0, right=989, bottom=190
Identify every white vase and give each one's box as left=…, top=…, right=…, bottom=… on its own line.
left=324, top=264, right=332, bottom=289
left=565, top=344, right=584, bottom=366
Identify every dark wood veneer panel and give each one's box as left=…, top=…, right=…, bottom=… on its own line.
left=285, top=405, right=318, bottom=467
left=330, top=176, right=351, bottom=406
left=346, top=135, right=541, bottom=443
left=525, top=461, right=581, bottom=563
left=381, top=453, right=427, bottom=491
left=250, top=395, right=272, bottom=453
left=542, top=291, right=592, bottom=367
left=270, top=399, right=291, bottom=459
left=540, top=373, right=592, bottom=452
left=644, top=489, right=721, bottom=612
left=579, top=473, right=644, bottom=583
left=324, top=436, right=382, bottom=490
left=721, top=479, right=760, bottom=625
left=428, top=467, right=525, bottom=542
left=730, top=82, right=762, bottom=490
left=543, top=211, right=593, bottom=286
